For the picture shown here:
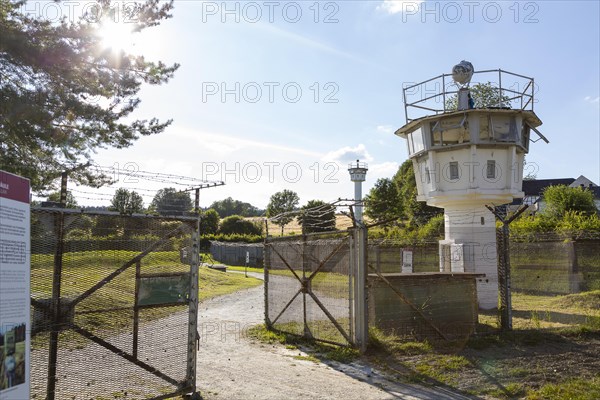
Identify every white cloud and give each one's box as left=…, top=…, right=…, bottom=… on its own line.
left=376, top=125, right=394, bottom=134
left=369, top=161, right=400, bottom=176
left=378, top=0, right=424, bottom=15
left=258, top=24, right=369, bottom=66
left=323, top=144, right=373, bottom=164
left=584, top=96, right=600, bottom=104
left=173, top=127, right=324, bottom=158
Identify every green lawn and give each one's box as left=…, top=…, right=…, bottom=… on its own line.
left=30, top=250, right=262, bottom=349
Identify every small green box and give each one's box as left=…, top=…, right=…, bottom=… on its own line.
left=137, top=273, right=190, bottom=306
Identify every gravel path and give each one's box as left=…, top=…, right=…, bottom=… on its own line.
left=196, top=272, right=472, bottom=400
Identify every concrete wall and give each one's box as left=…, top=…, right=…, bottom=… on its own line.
left=209, top=241, right=263, bottom=267
left=511, top=239, right=600, bottom=294
left=368, top=239, right=600, bottom=297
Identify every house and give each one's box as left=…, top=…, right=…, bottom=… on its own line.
left=512, top=175, right=600, bottom=214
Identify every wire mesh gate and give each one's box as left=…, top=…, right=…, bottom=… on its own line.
left=264, top=230, right=359, bottom=347
left=30, top=208, right=200, bottom=400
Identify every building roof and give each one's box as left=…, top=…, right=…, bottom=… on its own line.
left=522, top=178, right=576, bottom=196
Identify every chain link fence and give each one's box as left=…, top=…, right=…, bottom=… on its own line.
left=30, top=208, right=199, bottom=400
left=366, top=239, right=479, bottom=342
left=265, top=231, right=354, bottom=346
left=496, top=232, right=600, bottom=332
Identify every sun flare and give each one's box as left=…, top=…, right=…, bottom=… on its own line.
left=98, top=18, right=136, bottom=53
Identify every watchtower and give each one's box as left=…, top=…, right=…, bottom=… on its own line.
left=395, top=61, right=547, bottom=309
left=348, top=160, right=368, bottom=223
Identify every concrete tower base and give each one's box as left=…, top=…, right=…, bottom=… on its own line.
left=439, top=205, right=498, bottom=310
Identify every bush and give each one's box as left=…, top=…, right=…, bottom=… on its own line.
left=509, top=214, right=558, bottom=240
left=218, top=215, right=263, bottom=235
left=509, top=210, right=600, bottom=241
left=542, top=185, right=597, bottom=218
left=417, top=214, right=445, bottom=241
left=556, top=211, right=600, bottom=238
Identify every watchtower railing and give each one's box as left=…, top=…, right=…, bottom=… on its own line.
left=403, top=69, right=535, bottom=123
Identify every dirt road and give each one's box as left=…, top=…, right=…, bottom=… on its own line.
left=196, top=275, right=473, bottom=400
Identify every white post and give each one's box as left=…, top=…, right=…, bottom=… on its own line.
left=348, top=160, right=368, bottom=224
left=354, top=181, right=363, bottom=223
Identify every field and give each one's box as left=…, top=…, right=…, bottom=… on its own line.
left=30, top=250, right=262, bottom=349
left=252, top=214, right=358, bottom=236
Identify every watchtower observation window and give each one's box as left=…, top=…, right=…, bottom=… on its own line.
left=430, top=116, right=469, bottom=147
left=407, top=127, right=425, bottom=155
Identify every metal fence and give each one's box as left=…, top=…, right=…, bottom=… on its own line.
left=366, top=239, right=479, bottom=342
left=264, top=230, right=357, bottom=347
left=30, top=208, right=200, bottom=400
left=365, top=234, right=600, bottom=335
left=496, top=233, right=600, bottom=333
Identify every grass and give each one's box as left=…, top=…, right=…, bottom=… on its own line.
left=526, top=376, right=600, bottom=400
left=475, top=290, right=600, bottom=332
left=247, top=324, right=360, bottom=364
left=412, top=355, right=471, bottom=385
left=368, top=309, right=600, bottom=399
left=227, top=266, right=264, bottom=274
left=199, top=265, right=262, bottom=300
left=30, top=250, right=261, bottom=349
left=369, top=327, right=433, bottom=355
left=252, top=271, right=600, bottom=399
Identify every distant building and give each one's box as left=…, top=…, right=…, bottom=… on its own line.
left=513, top=175, right=600, bottom=213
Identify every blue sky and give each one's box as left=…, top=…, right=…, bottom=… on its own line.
left=49, top=0, right=600, bottom=208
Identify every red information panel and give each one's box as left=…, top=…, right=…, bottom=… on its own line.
left=0, top=171, right=30, bottom=400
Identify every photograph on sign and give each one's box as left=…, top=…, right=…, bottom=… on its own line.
left=0, top=325, right=26, bottom=391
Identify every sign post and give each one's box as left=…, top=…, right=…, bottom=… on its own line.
left=0, top=171, right=31, bottom=399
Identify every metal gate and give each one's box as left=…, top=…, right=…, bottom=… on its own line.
left=30, top=208, right=200, bottom=399
left=264, top=230, right=361, bottom=347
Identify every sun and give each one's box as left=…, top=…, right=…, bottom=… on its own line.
left=97, top=18, right=136, bottom=54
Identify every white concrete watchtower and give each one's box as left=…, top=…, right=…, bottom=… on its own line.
left=348, top=160, right=368, bottom=223
left=395, top=62, right=547, bottom=309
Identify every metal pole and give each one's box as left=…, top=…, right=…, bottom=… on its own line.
left=60, top=172, right=68, bottom=206
left=302, top=235, right=309, bottom=337
left=498, top=70, right=503, bottom=107
left=354, top=226, right=368, bottom=352
left=133, top=261, right=141, bottom=359
left=486, top=204, right=528, bottom=332
left=186, top=218, right=200, bottom=394
left=531, top=78, right=535, bottom=112
left=442, top=74, right=446, bottom=112
left=47, top=172, right=68, bottom=399
left=264, top=239, right=270, bottom=328
left=502, top=223, right=512, bottom=330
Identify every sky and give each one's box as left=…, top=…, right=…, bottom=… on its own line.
left=27, top=0, right=600, bottom=209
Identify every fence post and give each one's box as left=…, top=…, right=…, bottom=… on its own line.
left=302, top=234, right=310, bottom=337
left=500, top=223, right=512, bottom=331
left=486, top=204, right=528, bottom=332
left=264, top=237, right=271, bottom=328
left=353, top=225, right=368, bottom=352
left=186, top=218, right=200, bottom=395
left=46, top=172, right=68, bottom=400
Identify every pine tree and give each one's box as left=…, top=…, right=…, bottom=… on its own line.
left=0, top=0, right=179, bottom=192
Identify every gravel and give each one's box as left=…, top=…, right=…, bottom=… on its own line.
left=195, top=273, right=471, bottom=400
